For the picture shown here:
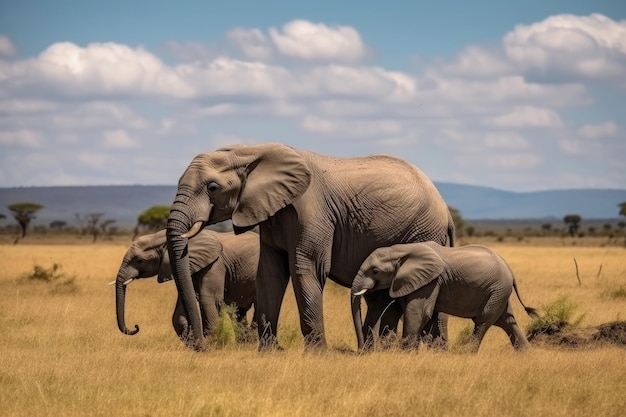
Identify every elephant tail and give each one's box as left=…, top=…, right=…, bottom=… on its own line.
left=512, top=278, right=538, bottom=319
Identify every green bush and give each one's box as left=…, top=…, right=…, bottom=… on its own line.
left=526, top=295, right=584, bottom=339
left=214, top=304, right=237, bottom=347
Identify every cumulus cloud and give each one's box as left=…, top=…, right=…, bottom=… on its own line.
left=227, top=28, right=273, bottom=61
left=487, top=106, right=563, bottom=128
left=301, top=115, right=402, bottom=137
left=269, top=20, right=367, bottom=62
left=0, top=129, right=43, bottom=147
left=578, top=121, right=618, bottom=138
left=103, top=129, right=140, bottom=149
left=0, top=35, right=16, bottom=57
left=503, top=14, right=626, bottom=84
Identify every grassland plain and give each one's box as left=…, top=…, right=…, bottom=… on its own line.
left=1, top=240, right=625, bottom=417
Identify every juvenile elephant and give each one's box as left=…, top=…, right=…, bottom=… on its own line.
left=114, top=229, right=259, bottom=343
left=351, top=242, right=537, bottom=352
left=166, top=142, right=454, bottom=350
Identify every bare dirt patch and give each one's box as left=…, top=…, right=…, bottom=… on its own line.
left=528, top=321, right=626, bottom=349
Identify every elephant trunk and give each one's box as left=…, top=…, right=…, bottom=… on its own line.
left=351, top=293, right=365, bottom=350
left=115, top=268, right=139, bottom=335
left=167, top=206, right=205, bottom=351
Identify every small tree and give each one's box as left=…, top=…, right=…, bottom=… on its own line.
left=85, top=213, right=116, bottom=242
left=448, top=206, right=464, bottom=238
left=563, top=214, right=582, bottom=237
left=619, top=202, right=626, bottom=218
left=8, top=202, right=44, bottom=239
left=135, top=205, right=170, bottom=237
left=541, top=223, right=552, bottom=235
left=50, top=220, right=67, bottom=231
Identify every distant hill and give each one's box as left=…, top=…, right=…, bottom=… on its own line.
left=0, top=183, right=625, bottom=228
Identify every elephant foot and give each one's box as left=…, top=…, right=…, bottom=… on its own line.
left=400, top=336, right=422, bottom=351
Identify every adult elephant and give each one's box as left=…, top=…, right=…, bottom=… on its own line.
left=115, top=229, right=258, bottom=342
left=166, top=142, right=454, bottom=351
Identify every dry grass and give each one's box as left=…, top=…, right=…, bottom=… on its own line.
left=1, top=242, right=625, bottom=417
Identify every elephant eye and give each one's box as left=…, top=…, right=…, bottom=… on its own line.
left=136, top=259, right=143, bottom=265
left=371, top=268, right=379, bottom=275
left=207, top=181, right=222, bottom=193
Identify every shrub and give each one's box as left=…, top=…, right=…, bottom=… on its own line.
left=526, top=295, right=584, bottom=339
left=25, top=262, right=80, bottom=294
left=214, top=304, right=237, bottom=347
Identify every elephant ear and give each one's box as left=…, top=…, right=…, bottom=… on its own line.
left=187, top=230, right=223, bottom=273
left=389, top=244, right=445, bottom=298
left=227, top=143, right=311, bottom=228
left=157, top=231, right=223, bottom=282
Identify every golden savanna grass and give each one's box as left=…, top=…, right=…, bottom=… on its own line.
left=1, top=240, right=625, bottom=417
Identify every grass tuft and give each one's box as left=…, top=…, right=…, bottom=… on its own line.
left=526, top=295, right=584, bottom=339
left=603, top=285, right=626, bottom=300
left=214, top=304, right=237, bottom=347
left=24, top=262, right=80, bottom=294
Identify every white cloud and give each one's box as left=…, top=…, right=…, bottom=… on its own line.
left=0, top=35, right=16, bottom=57
left=487, top=106, right=563, bottom=128
left=301, top=115, right=402, bottom=137
left=227, top=28, right=273, bottom=61
left=440, top=46, right=513, bottom=78
left=269, top=20, right=367, bottom=62
left=0, top=129, right=43, bottom=147
left=456, top=152, right=542, bottom=170
left=503, top=14, right=626, bottom=84
left=103, top=129, right=140, bottom=149
left=578, top=122, right=618, bottom=138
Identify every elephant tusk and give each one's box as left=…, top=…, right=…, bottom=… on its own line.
left=122, top=278, right=134, bottom=286
left=353, top=289, right=368, bottom=296
left=181, top=221, right=204, bottom=239
left=107, top=280, right=116, bottom=286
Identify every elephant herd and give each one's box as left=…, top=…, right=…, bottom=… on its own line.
left=114, top=142, right=536, bottom=353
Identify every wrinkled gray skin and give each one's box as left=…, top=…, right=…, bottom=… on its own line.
left=351, top=242, right=537, bottom=352
left=115, top=229, right=259, bottom=343
left=166, top=142, right=454, bottom=351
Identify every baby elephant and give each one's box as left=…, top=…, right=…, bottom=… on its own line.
left=113, top=229, right=259, bottom=345
left=351, top=241, right=537, bottom=352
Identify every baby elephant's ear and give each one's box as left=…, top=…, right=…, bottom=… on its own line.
left=389, top=244, right=445, bottom=298
left=187, top=230, right=223, bottom=273
left=158, top=250, right=173, bottom=283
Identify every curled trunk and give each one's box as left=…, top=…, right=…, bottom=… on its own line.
left=115, top=273, right=139, bottom=335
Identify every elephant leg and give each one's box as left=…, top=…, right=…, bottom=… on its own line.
left=196, top=274, right=222, bottom=337
left=421, top=311, right=449, bottom=350
left=290, top=269, right=327, bottom=349
left=493, top=303, right=531, bottom=351
left=172, top=295, right=189, bottom=341
left=467, top=321, right=493, bottom=353
left=401, top=282, right=439, bottom=350
left=255, top=243, right=290, bottom=350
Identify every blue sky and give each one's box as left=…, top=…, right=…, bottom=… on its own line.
left=0, top=1, right=625, bottom=191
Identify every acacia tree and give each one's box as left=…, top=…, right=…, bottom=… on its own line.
left=8, top=202, right=44, bottom=239
left=134, top=205, right=170, bottom=238
left=86, top=213, right=116, bottom=242
left=563, top=214, right=582, bottom=237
